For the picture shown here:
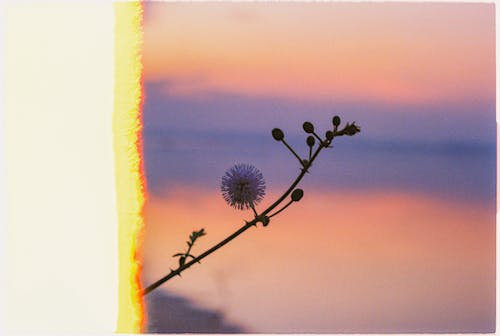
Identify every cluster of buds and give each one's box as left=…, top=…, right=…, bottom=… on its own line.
left=271, top=115, right=360, bottom=170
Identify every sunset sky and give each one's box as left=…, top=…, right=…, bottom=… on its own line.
left=140, top=2, right=495, bottom=333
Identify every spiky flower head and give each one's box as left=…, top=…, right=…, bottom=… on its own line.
left=221, top=163, right=266, bottom=210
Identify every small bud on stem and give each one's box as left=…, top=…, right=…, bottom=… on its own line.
left=332, top=116, right=341, bottom=127
left=272, top=128, right=285, bottom=141
left=291, top=188, right=304, bottom=202
left=306, top=135, right=315, bottom=147
left=303, top=122, right=315, bottom=134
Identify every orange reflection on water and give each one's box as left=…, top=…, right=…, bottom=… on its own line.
left=142, top=188, right=495, bottom=332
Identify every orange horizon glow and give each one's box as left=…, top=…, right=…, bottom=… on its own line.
left=143, top=3, right=494, bottom=104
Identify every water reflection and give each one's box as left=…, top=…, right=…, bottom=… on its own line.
left=142, top=189, right=495, bottom=333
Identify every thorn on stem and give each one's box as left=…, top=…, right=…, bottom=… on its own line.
left=246, top=220, right=257, bottom=227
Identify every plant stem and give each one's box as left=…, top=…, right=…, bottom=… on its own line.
left=185, top=244, right=192, bottom=258
left=268, top=200, right=293, bottom=218
left=281, top=139, right=303, bottom=166
left=261, top=143, right=324, bottom=217
left=143, top=134, right=334, bottom=295
left=250, top=204, right=258, bottom=218
left=143, top=219, right=257, bottom=295
left=312, top=131, right=323, bottom=144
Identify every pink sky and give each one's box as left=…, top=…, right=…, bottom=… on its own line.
left=144, top=2, right=494, bottom=104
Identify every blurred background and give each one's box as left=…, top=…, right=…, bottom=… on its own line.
left=140, top=3, right=495, bottom=333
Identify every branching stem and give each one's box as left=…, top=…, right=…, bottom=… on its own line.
left=143, top=220, right=256, bottom=295
left=281, top=139, right=303, bottom=166
left=268, top=200, right=293, bottom=218
left=142, top=124, right=354, bottom=296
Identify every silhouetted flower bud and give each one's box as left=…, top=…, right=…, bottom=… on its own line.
left=272, top=128, right=284, bottom=141
left=306, top=135, right=315, bottom=147
left=291, top=189, right=304, bottom=202
left=343, top=122, right=361, bottom=136
left=302, top=122, right=314, bottom=133
left=332, top=116, right=341, bottom=127
left=325, top=130, right=334, bottom=140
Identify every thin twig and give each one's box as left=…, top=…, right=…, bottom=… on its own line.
left=143, top=220, right=256, bottom=295
left=281, top=139, right=304, bottom=166
left=268, top=200, right=293, bottom=218
left=143, top=129, right=342, bottom=295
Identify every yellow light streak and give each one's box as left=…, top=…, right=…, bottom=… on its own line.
left=114, top=2, right=146, bottom=333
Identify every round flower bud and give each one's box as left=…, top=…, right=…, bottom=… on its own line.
left=271, top=128, right=284, bottom=141
left=325, top=130, right=334, bottom=140
left=332, top=116, right=341, bottom=127
left=291, top=189, right=304, bottom=202
left=306, top=135, right=315, bottom=147
left=302, top=122, right=314, bottom=133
